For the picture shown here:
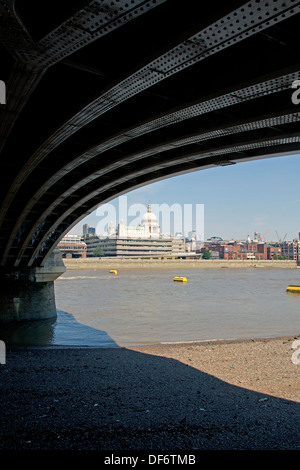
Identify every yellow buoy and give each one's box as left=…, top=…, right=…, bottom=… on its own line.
left=173, top=276, right=187, bottom=282
left=286, top=285, right=300, bottom=293
left=109, top=270, right=117, bottom=274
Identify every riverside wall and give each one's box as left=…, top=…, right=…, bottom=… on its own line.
left=62, top=257, right=297, bottom=270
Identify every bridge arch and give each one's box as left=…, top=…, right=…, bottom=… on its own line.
left=1, top=0, right=300, bottom=320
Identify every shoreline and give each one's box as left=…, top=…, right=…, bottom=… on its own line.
left=127, top=332, right=300, bottom=349
left=63, top=258, right=298, bottom=270
left=7, top=332, right=299, bottom=352
left=6, top=332, right=298, bottom=350
left=1, top=334, right=299, bottom=450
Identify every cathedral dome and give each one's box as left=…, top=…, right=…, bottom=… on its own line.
left=141, top=201, right=160, bottom=234
left=141, top=211, right=158, bottom=225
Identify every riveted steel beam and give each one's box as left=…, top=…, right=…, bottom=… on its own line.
left=2, top=0, right=299, bottom=225
left=0, top=0, right=167, bottom=151
left=2, top=1, right=300, bottom=268
left=32, top=135, right=300, bottom=266
left=22, top=130, right=300, bottom=267
left=2, top=62, right=300, bottom=266
left=8, top=104, right=300, bottom=266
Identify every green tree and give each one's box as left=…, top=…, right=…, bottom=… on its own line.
left=273, top=253, right=287, bottom=260
left=93, top=246, right=103, bottom=257
left=202, top=249, right=211, bottom=259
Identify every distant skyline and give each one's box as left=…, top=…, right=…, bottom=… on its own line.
left=70, top=153, right=300, bottom=242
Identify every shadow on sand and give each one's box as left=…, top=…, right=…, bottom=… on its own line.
left=0, top=312, right=299, bottom=450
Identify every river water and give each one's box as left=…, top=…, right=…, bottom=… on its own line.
left=1, top=268, right=300, bottom=348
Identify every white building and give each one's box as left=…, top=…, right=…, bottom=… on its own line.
left=83, top=201, right=186, bottom=257
left=59, top=234, right=83, bottom=244
left=117, top=201, right=160, bottom=238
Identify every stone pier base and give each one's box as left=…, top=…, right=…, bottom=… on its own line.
left=0, top=250, right=65, bottom=323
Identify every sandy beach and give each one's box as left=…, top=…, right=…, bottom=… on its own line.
left=0, top=335, right=299, bottom=451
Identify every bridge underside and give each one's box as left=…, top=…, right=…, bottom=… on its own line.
left=1, top=0, right=300, bottom=320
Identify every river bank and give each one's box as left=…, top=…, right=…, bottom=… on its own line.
left=63, top=258, right=297, bottom=270
left=0, top=335, right=299, bottom=450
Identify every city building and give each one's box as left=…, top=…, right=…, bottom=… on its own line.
left=57, top=234, right=87, bottom=258
left=220, top=242, right=268, bottom=260
left=83, top=224, right=95, bottom=235
left=107, top=201, right=161, bottom=238
left=276, top=240, right=300, bottom=261
left=82, top=234, right=103, bottom=257
left=83, top=201, right=186, bottom=258
left=94, top=236, right=185, bottom=258
left=202, top=232, right=300, bottom=261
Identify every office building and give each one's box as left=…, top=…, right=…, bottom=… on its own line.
left=57, top=234, right=87, bottom=258
left=83, top=201, right=185, bottom=257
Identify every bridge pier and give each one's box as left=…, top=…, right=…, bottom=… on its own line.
left=0, top=250, right=65, bottom=323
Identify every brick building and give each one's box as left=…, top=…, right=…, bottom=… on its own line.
left=203, top=241, right=282, bottom=260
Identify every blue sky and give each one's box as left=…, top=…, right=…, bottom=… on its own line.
left=71, top=153, right=300, bottom=242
